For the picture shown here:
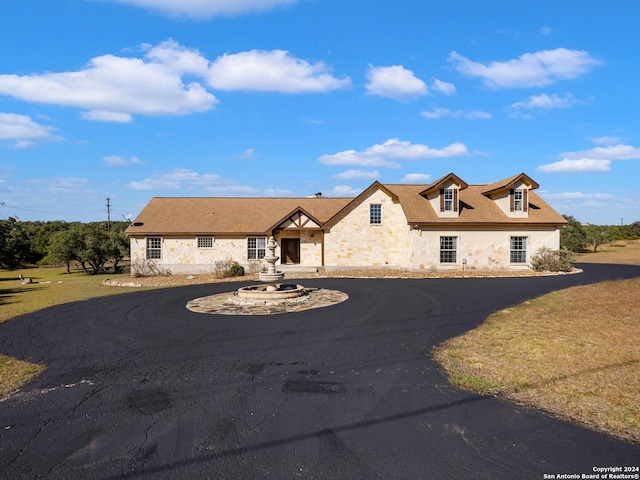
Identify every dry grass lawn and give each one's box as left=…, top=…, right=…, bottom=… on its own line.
left=434, top=240, right=640, bottom=443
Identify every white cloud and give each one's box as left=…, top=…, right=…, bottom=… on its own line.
left=421, top=108, right=492, bottom=119
left=25, top=176, right=93, bottom=194
left=327, top=185, right=362, bottom=197
left=264, top=188, right=294, bottom=196
left=365, top=65, right=428, bottom=101
left=540, top=26, right=552, bottom=36
left=208, top=50, right=350, bottom=93
left=400, top=173, right=431, bottom=183
left=430, top=78, right=455, bottom=95
left=235, top=148, right=256, bottom=160
left=102, top=155, right=143, bottom=167
left=0, top=113, right=62, bottom=147
left=562, top=144, right=640, bottom=160
left=509, top=93, right=577, bottom=110
left=319, top=138, right=469, bottom=168
left=103, top=0, right=299, bottom=19
left=448, top=48, right=602, bottom=88
left=0, top=40, right=218, bottom=121
left=332, top=170, right=380, bottom=180
left=536, top=158, right=611, bottom=173
left=127, top=168, right=259, bottom=195
left=590, top=136, right=621, bottom=145
left=543, top=191, right=616, bottom=200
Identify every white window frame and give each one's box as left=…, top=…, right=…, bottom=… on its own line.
left=510, top=236, right=527, bottom=264
left=146, top=237, right=162, bottom=260
left=247, top=237, right=266, bottom=260
left=514, top=189, right=524, bottom=211
left=444, top=189, right=454, bottom=211
left=440, top=236, right=457, bottom=263
left=370, top=204, right=382, bottom=225
left=197, top=237, right=213, bottom=249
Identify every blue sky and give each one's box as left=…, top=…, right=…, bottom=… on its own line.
left=0, top=0, right=638, bottom=225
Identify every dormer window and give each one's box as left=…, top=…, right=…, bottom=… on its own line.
left=440, top=188, right=458, bottom=212
left=514, top=189, right=523, bottom=211
left=510, top=188, right=528, bottom=212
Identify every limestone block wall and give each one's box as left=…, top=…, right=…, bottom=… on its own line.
left=129, top=235, right=261, bottom=274
left=324, top=189, right=410, bottom=268
left=408, top=226, right=561, bottom=271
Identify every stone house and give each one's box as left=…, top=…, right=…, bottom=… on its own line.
left=125, top=173, right=567, bottom=274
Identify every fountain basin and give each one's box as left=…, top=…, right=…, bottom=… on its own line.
left=237, top=284, right=305, bottom=300
left=258, top=271, right=285, bottom=283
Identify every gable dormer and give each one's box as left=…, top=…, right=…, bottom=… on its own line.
left=482, top=173, right=540, bottom=218
left=420, top=173, right=469, bottom=218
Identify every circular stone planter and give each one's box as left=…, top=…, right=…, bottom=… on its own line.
left=237, top=283, right=305, bottom=300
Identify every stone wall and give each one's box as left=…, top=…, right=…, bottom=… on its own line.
left=324, top=189, right=410, bottom=268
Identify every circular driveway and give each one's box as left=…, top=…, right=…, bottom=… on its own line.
left=1, top=264, right=639, bottom=479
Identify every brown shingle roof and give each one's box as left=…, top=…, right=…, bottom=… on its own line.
left=126, top=174, right=566, bottom=235
left=125, top=197, right=352, bottom=236
left=385, top=183, right=566, bottom=225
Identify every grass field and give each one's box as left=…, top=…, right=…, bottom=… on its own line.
left=434, top=240, right=640, bottom=443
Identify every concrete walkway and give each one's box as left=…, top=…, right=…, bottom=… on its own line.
left=0, top=263, right=638, bottom=479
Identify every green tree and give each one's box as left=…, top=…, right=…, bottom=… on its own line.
left=0, top=218, right=32, bottom=268
left=43, top=226, right=85, bottom=273
left=560, top=215, right=587, bottom=252
left=583, top=224, right=615, bottom=252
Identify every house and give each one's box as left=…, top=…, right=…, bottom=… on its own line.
left=125, top=173, right=567, bottom=274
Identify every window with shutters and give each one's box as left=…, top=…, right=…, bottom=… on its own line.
left=510, top=188, right=528, bottom=213
left=440, top=188, right=458, bottom=213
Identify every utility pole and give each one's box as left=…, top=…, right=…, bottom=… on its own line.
left=106, top=197, right=111, bottom=231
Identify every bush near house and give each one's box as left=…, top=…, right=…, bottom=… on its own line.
left=530, top=247, right=574, bottom=272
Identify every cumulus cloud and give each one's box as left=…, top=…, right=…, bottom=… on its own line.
left=235, top=148, right=256, bottom=160
left=208, top=50, right=350, bottom=93
left=448, top=48, right=602, bottom=88
left=421, top=108, right=492, bottom=119
left=430, top=78, right=456, bottom=95
left=327, top=185, right=362, bottom=197
left=264, top=188, right=294, bottom=196
left=543, top=192, right=616, bottom=200
left=561, top=144, right=640, bottom=160
left=319, top=138, right=469, bottom=169
left=128, top=168, right=224, bottom=190
left=0, top=40, right=218, bottom=122
left=365, top=65, right=428, bottom=101
left=0, top=113, right=62, bottom=147
left=400, top=173, right=432, bottom=183
left=590, top=136, right=621, bottom=145
left=102, top=155, right=143, bottom=167
left=332, top=170, right=380, bottom=180
left=536, top=158, right=611, bottom=173
left=509, top=93, right=577, bottom=110
left=103, top=0, right=299, bottom=19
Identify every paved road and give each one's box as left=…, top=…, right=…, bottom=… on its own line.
left=1, top=264, right=639, bottom=479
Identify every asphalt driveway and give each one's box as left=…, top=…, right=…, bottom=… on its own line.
left=1, top=264, right=639, bottom=479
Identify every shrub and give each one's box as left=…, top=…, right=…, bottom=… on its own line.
left=212, top=259, right=245, bottom=278
left=245, top=259, right=264, bottom=274
left=530, top=247, right=574, bottom=273
left=131, top=258, right=171, bottom=277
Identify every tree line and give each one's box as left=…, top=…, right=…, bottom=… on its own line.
left=561, top=216, right=640, bottom=252
left=0, top=219, right=130, bottom=274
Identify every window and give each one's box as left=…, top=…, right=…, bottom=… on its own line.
left=510, top=237, right=527, bottom=263
left=146, top=237, right=162, bottom=260
left=440, top=236, right=457, bottom=263
left=370, top=204, right=382, bottom=224
left=444, top=189, right=454, bottom=211
left=247, top=237, right=266, bottom=259
left=197, top=237, right=213, bottom=249
left=514, top=189, right=523, bottom=211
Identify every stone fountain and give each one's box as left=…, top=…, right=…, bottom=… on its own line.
left=237, top=236, right=304, bottom=300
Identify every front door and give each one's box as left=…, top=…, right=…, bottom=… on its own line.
left=281, top=239, right=300, bottom=264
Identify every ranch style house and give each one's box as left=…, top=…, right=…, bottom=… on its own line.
left=125, top=173, right=567, bottom=274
